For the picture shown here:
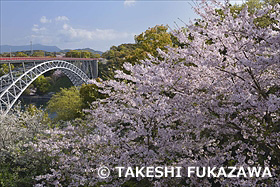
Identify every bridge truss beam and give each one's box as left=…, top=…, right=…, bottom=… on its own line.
left=0, top=60, right=90, bottom=115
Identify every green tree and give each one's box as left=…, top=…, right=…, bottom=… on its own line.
left=100, top=44, right=137, bottom=79
left=80, top=81, right=108, bottom=108
left=15, top=52, right=28, bottom=57
left=0, top=64, right=15, bottom=76
left=47, top=87, right=83, bottom=121
left=65, top=50, right=92, bottom=58
left=0, top=52, right=11, bottom=57
left=131, top=25, right=173, bottom=61
left=100, top=25, right=174, bottom=80
left=91, top=53, right=101, bottom=58
left=33, top=75, right=51, bottom=95
left=32, top=51, right=45, bottom=57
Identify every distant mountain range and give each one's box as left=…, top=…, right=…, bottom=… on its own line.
left=60, top=48, right=103, bottom=55
left=0, top=44, right=61, bottom=53
left=0, top=44, right=103, bottom=54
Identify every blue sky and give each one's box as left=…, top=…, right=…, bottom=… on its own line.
left=1, top=0, right=243, bottom=52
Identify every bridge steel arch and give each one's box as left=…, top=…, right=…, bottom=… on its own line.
left=0, top=60, right=90, bottom=115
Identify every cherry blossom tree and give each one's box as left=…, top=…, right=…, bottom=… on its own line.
left=33, top=0, right=280, bottom=186
left=0, top=105, right=51, bottom=186
left=52, top=69, right=64, bottom=81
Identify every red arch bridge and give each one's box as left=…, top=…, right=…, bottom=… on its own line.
left=0, top=57, right=98, bottom=115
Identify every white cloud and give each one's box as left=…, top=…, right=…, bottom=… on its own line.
left=32, top=24, right=46, bottom=32
left=55, top=16, right=69, bottom=22
left=40, top=16, right=51, bottom=23
left=61, top=23, right=133, bottom=41
left=124, top=0, right=136, bottom=7
left=29, top=16, right=135, bottom=50
left=30, top=18, right=134, bottom=49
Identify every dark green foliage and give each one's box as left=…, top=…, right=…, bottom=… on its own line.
left=79, top=82, right=108, bottom=108
left=0, top=151, right=51, bottom=187
left=48, top=75, right=73, bottom=93
left=100, top=43, right=137, bottom=80
left=33, top=75, right=51, bottom=95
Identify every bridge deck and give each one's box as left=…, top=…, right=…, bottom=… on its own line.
left=0, top=57, right=98, bottom=63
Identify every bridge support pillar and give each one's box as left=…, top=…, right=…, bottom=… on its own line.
left=8, top=63, right=13, bottom=81
left=81, top=60, right=98, bottom=79
left=92, top=60, right=98, bottom=78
